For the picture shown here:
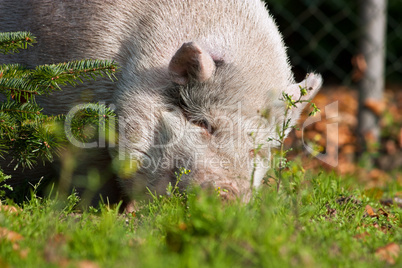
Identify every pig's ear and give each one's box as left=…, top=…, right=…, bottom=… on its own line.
left=285, top=73, right=323, bottom=127
left=285, top=73, right=322, bottom=103
left=168, top=42, right=215, bottom=85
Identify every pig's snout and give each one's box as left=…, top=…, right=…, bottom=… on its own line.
left=196, top=171, right=251, bottom=202
left=200, top=181, right=239, bottom=199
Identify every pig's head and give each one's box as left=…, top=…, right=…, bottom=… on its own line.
left=114, top=41, right=322, bottom=201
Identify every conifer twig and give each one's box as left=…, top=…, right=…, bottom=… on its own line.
left=0, top=32, right=36, bottom=54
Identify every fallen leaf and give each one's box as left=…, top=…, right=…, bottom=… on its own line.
left=369, top=169, right=390, bottom=186
left=399, top=129, right=402, bottom=148
left=353, top=231, right=370, bottom=240
left=351, top=54, right=367, bottom=82
left=18, top=248, right=29, bottom=259
left=385, top=140, right=397, bottom=155
left=377, top=208, right=389, bottom=218
left=325, top=204, right=337, bottom=219
left=78, top=260, right=99, bottom=268
left=178, top=222, right=187, bottom=231
left=364, top=98, right=386, bottom=116
left=0, top=205, right=22, bottom=214
left=11, top=243, right=29, bottom=259
left=365, top=205, right=376, bottom=217
left=375, top=243, right=400, bottom=265
left=341, top=144, right=356, bottom=154
left=44, top=234, right=69, bottom=266
left=0, top=227, right=23, bottom=243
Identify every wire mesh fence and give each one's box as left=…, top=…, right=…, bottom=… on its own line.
left=266, top=0, right=402, bottom=85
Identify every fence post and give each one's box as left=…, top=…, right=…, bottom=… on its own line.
left=358, top=0, right=387, bottom=157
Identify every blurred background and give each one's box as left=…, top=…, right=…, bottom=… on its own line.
left=264, top=0, right=401, bottom=182
left=267, top=0, right=401, bottom=84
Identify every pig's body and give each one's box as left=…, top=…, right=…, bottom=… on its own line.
left=0, top=0, right=322, bottom=202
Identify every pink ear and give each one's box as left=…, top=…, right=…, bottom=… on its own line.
left=168, top=42, right=216, bottom=85
left=285, top=73, right=322, bottom=101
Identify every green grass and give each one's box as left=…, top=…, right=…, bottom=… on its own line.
left=0, top=168, right=401, bottom=267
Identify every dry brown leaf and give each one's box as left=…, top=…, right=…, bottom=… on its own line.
left=375, top=243, right=400, bottom=265
left=377, top=208, right=389, bottom=218
left=18, top=248, right=29, bottom=259
left=399, top=128, right=402, bottom=148
left=0, top=227, right=23, bottom=243
left=314, top=121, right=327, bottom=132
left=364, top=131, right=377, bottom=145
left=365, top=205, right=376, bottom=217
left=0, top=205, right=22, bottom=214
left=265, top=177, right=277, bottom=186
left=178, top=222, right=187, bottom=231
left=77, top=260, right=99, bottom=268
left=353, top=231, right=370, bottom=240
left=352, top=54, right=367, bottom=82
left=287, top=84, right=402, bottom=178
left=337, top=162, right=356, bottom=174
left=369, top=169, right=390, bottom=184
left=341, top=145, right=356, bottom=154
left=364, top=98, right=386, bottom=116
left=44, top=234, right=70, bottom=266
left=11, top=243, right=30, bottom=259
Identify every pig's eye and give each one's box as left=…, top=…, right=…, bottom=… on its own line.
left=177, top=92, right=215, bottom=134
left=196, top=119, right=216, bottom=134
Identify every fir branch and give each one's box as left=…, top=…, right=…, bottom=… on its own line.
left=0, top=32, right=36, bottom=54
left=0, top=78, right=40, bottom=100
left=0, top=63, right=30, bottom=78
left=64, top=103, right=116, bottom=143
left=33, top=59, right=118, bottom=91
left=0, top=102, right=42, bottom=119
left=0, top=60, right=118, bottom=102
left=0, top=31, right=119, bottom=171
left=0, top=100, right=116, bottom=170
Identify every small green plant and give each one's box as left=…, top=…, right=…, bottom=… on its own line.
left=167, top=167, right=191, bottom=197
left=147, top=167, right=191, bottom=201
left=26, top=176, right=44, bottom=207
left=63, top=189, right=81, bottom=215
left=268, top=82, right=320, bottom=192
left=0, top=168, right=12, bottom=199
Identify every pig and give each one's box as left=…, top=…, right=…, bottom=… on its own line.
left=0, top=0, right=322, bottom=203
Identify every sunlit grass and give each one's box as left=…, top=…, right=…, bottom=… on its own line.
left=0, top=168, right=401, bottom=267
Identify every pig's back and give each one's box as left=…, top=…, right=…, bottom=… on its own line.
left=0, top=0, right=292, bottom=113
